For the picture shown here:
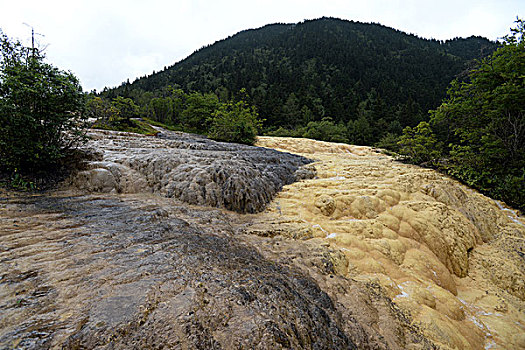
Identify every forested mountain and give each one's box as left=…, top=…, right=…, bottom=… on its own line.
left=102, top=17, right=498, bottom=143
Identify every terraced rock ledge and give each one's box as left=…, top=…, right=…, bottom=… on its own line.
left=1, top=130, right=523, bottom=349
left=253, top=136, right=525, bottom=350
left=71, top=129, right=315, bottom=213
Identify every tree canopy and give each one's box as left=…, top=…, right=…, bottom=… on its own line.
left=208, top=89, right=262, bottom=145
left=0, top=30, right=87, bottom=179
left=399, top=18, right=525, bottom=210
left=101, top=18, right=497, bottom=145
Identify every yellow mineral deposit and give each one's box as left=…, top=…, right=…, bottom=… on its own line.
left=256, top=136, right=525, bottom=350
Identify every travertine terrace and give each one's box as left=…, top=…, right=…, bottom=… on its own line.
left=1, top=130, right=523, bottom=349
left=254, top=136, right=525, bottom=350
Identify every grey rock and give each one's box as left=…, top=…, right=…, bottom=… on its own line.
left=71, top=129, right=315, bottom=213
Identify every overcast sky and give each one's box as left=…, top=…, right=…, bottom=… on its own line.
left=1, top=0, right=523, bottom=92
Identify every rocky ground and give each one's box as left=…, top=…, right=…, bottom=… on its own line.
left=0, top=129, right=523, bottom=349
left=70, top=129, right=314, bottom=213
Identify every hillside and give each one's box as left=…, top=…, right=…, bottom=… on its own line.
left=102, top=17, right=498, bottom=140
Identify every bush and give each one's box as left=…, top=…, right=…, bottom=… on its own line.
left=208, top=96, right=262, bottom=145
left=397, top=122, right=442, bottom=165
left=265, top=118, right=348, bottom=143
left=303, top=118, right=348, bottom=143
left=397, top=19, right=525, bottom=210
left=376, top=133, right=400, bottom=153
left=182, top=92, right=219, bottom=133
left=0, top=31, right=87, bottom=175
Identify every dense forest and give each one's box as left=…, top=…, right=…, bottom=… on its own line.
left=101, top=17, right=498, bottom=145
left=397, top=18, right=524, bottom=210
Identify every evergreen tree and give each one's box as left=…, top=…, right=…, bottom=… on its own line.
left=102, top=18, right=497, bottom=145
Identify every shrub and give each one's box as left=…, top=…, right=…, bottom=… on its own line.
left=303, top=118, right=348, bottom=143
left=376, top=133, right=401, bottom=153
left=397, top=122, right=442, bottom=165
left=208, top=96, right=262, bottom=145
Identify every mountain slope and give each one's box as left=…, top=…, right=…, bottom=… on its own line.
left=103, top=17, right=498, bottom=133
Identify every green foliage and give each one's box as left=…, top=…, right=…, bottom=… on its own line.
left=266, top=118, right=348, bottom=143
left=86, top=96, right=119, bottom=124
left=432, top=18, right=524, bottom=209
left=148, top=97, right=173, bottom=124
left=111, top=96, right=139, bottom=124
left=0, top=30, right=87, bottom=175
left=208, top=92, right=262, bottom=145
left=266, top=126, right=305, bottom=138
left=401, top=18, right=525, bottom=210
left=398, top=122, right=442, bottom=164
left=142, top=117, right=182, bottom=131
left=303, top=118, right=348, bottom=143
left=376, top=133, right=401, bottom=153
left=88, top=95, right=159, bottom=135
left=94, top=118, right=158, bottom=135
left=102, top=18, right=497, bottom=146
left=1, top=170, right=36, bottom=191
left=347, top=116, right=373, bottom=145
left=93, top=88, right=262, bottom=143
left=181, top=92, right=219, bottom=133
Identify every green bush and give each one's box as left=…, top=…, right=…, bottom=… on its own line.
left=208, top=96, right=262, bottom=145
left=397, top=19, right=525, bottom=210
left=265, top=118, right=348, bottom=144
left=397, top=122, right=442, bottom=165
left=303, top=118, right=348, bottom=143
left=266, top=126, right=306, bottom=138
left=376, top=133, right=400, bottom=153
left=182, top=92, right=219, bottom=133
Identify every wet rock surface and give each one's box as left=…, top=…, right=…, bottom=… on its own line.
left=0, top=130, right=438, bottom=349
left=0, top=192, right=432, bottom=349
left=71, top=129, right=313, bottom=213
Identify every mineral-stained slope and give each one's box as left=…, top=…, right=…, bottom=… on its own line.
left=253, top=136, right=525, bottom=350
left=1, top=131, right=523, bottom=349
left=0, top=194, right=358, bottom=349
left=71, top=129, right=314, bottom=213
left=0, top=131, right=434, bottom=349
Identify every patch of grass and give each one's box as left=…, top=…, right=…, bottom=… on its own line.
left=2, top=171, right=36, bottom=191
left=141, top=118, right=184, bottom=132
left=92, top=119, right=158, bottom=135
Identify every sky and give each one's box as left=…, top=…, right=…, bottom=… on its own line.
left=1, top=0, right=523, bottom=92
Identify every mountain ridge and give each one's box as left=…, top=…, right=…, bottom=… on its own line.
left=102, top=17, right=498, bottom=140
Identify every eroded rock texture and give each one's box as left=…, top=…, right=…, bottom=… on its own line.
left=3, top=131, right=524, bottom=350
left=0, top=193, right=432, bottom=349
left=254, top=136, right=525, bottom=350
left=71, top=129, right=314, bottom=213
left=0, top=131, right=436, bottom=350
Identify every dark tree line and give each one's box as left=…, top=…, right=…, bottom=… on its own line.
left=101, top=17, right=497, bottom=145
left=88, top=87, right=261, bottom=145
